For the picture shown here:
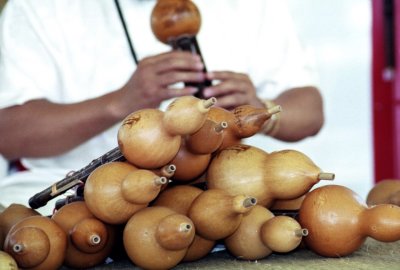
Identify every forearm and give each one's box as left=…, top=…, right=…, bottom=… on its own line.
left=268, top=86, right=324, bottom=142
left=0, top=92, right=127, bottom=160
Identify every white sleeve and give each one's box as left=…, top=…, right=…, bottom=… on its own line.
left=251, top=0, right=318, bottom=100
left=0, top=0, right=61, bottom=109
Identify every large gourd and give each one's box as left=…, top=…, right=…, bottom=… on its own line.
left=0, top=204, right=40, bottom=250
left=153, top=185, right=216, bottom=262
left=118, top=96, right=215, bottom=169
left=4, top=216, right=67, bottom=270
left=123, top=206, right=195, bottom=270
left=84, top=162, right=148, bottom=224
left=366, top=179, right=400, bottom=206
left=207, top=146, right=334, bottom=206
left=52, top=201, right=116, bottom=269
left=299, top=184, right=400, bottom=257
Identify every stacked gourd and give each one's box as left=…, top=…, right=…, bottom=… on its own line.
left=2, top=95, right=400, bottom=270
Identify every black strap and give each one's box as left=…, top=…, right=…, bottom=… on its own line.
left=114, top=0, right=139, bottom=65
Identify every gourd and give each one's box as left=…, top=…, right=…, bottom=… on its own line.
left=207, top=104, right=281, bottom=150
left=188, top=188, right=257, bottom=240
left=52, top=201, right=116, bottom=269
left=298, top=184, right=400, bottom=257
left=366, top=179, right=400, bottom=206
left=123, top=206, right=195, bottom=270
left=225, top=206, right=307, bottom=260
left=4, top=215, right=67, bottom=270
left=151, top=0, right=201, bottom=45
left=207, top=146, right=334, bottom=206
left=84, top=162, right=147, bottom=224
left=224, top=205, right=275, bottom=260
left=153, top=185, right=215, bottom=262
left=0, top=204, right=40, bottom=250
left=117, top=108, right=182, bottom=169
left=163, top=96, right=216, bottom=135
left=118, top=96, right=215, bottom=169
left=185, top=120, right=228, bottom=154
left=169, top=141, right=211, bottom=182
left=260, top=216, right=308, bottom=253
left=0, top=250, right=18, bottom=270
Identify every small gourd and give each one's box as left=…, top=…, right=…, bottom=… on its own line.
left=185, top=120, right=228, bottom=154
left=366, top=179, right=400, bottom=206
left=123, top=206, right=195, bottom=270
left=188, top=189, right=257, bottom=240
left=4, top=216, right=67, bottom=270
left=84, top=162, right=147, bottom=224
left=224, top=205, right=275, bottom=260
left=207, top=104, right=281, bottom=150
left=0, top=204, right=40, bottom=250
left=52, top=201, right=116, bottom=269
left=153, top=185, right=215, bottom=262
left=260, top=215, right=308, bottom=253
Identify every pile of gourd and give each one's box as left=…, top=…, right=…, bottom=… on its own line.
left=1, top=95, right=400, bottom=270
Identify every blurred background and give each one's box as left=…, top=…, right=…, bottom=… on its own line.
left=251, top=0, right=374, bottom=199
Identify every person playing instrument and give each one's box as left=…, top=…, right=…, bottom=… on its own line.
left=0, top=0, right=323, bottom=215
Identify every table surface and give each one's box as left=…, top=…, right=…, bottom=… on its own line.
left=60, top=238, right=400, bottom=270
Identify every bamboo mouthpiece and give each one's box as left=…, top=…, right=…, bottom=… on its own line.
left=318, top=172, right=335, bottom=181
left=215, top=121, right=228, bottom=133
left=203, top=97, right=217, bottom=109
left=295, top=228, right=309, bottom=237
left=267, top=105, right=282, bottom=116
left=90, top=235, right=102, bottom=246
left=155, top=176, right=168, bottom=186
left=12, top=244, right=24, bottom=253
left=243, top=197, right=257, bottom=208
left=180, top=223, right=192, bottom=232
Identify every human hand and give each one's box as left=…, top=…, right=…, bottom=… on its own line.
left=202, top=71, right=265, bottom=110
left=115, top=51, right=207, bottom=116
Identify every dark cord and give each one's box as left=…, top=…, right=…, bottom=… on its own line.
left=114, top=0, right=139, bottom=65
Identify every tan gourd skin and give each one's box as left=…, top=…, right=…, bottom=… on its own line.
left=270, top=195, right=306, bottom=211
left=299, top=185, right=400, bottom=257
left=152, top=185, right=216, bottom=262
left=207, top=104, right=280, bottom=150
left=260, top=216, right=308, bottom=253
left=121, top=169, right=168, bottom=204
left=0, top=204, right=40, bottom=250
left=123, top=206, right=195, bottom=270
left=188, top=188, right=257, bottom=241
left=224, top=205, right=275, bottom=260
left=151, top=0, right=201, bottom=44
left=4, top=216, right=67, bottom=270
left=366, top=179, right=400, bottom=206
left=163, top=96, right=216, bottom=136
left=84, top=162, right=147, bottom=224
left=207, top=146, right=334, bottom=207
left=52, top=201, right=116, bottom=269
left=207, top=144, right=269, bottom=204
left=389, top=190, right=400, bottom=205
left=185, top=119, right=227, bottom=155
left=170, top=141, right=211, bottom=182
left=0, top=250, right=18, bottom=270
left=118, top=108, right=182, bottom=169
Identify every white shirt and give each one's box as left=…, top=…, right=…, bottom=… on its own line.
left=0, top=0, right=316, bottom=214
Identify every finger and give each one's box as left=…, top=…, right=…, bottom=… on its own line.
left=206, top=71, right=248, bottom=81
left=158, top=71, right=206, bottom=86
left=144, top=52, right=204, bottom=73
left=164, top=86, right=199, bottom=98
left=214, top=93, right=248, bottom=109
